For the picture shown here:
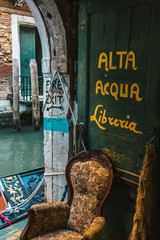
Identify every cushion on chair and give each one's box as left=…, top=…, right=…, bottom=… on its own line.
left=83, top=217, right=105, bottom=240
left=31, top=229, right=82, bottom=240
left=25, top=202, right=70, bottom=239
left=69, top=160, right=109, bottom=234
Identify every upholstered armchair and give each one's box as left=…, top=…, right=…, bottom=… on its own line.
left=20, top=149, right=113, bottom=240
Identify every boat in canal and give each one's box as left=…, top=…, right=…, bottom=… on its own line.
left=0, top=167, right=44, bottom=229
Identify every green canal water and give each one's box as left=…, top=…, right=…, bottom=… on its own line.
left=0, top=125, right=44, bottom=177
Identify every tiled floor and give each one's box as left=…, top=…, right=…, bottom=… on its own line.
left=0, top=218, right=28, bottom=240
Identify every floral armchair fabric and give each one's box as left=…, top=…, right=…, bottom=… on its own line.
left=20, top=150, right=113, bottom=240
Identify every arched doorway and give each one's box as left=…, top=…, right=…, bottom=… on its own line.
left=25, top=0, right=70, bottom=203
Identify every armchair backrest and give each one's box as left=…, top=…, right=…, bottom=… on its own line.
left=65, top=149, right=113, bottom=235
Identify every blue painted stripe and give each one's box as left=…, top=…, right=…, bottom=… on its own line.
left=43, top=117, right=69, bottom=133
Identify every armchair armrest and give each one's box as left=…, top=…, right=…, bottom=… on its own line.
left=82, top=217, right=105, bottom=240
left=20, top=202, right=70, bottom=240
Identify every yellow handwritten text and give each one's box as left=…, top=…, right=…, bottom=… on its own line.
left=95, top=80, right=142, bottom=102
left=90, top=105, right=143, bottom=135
left=98, top=51, right=138, bottom=71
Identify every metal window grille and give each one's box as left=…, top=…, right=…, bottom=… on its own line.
left=19, top=76, right=43, bottom=102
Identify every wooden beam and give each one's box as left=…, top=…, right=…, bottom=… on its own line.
left=12, top=59, right=21, bottom=132
left=30, top=59, right=40, bottom=131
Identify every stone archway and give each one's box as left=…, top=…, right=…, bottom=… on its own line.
left=25, top=0, right=51, bottom=73
left=26, top=0, right=68, bottom=73
left=25, top=0, right=70, bottom=202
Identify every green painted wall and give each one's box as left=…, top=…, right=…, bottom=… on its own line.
left=78, top=0, right=160, bottom=239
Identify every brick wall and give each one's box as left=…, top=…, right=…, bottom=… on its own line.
left=0, top=1, right=31, bottom=100
left=0, top=8, right=12, bottom=99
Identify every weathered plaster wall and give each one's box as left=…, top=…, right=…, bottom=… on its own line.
left=0, top=10, right=12, bottom=65
left=54, top=0, right=78, bottom=97
left=34, top=0, right=78, bottom=94
left=0, top=1, right=31, bottom=103
left=0, top=7, right=12, bottom=100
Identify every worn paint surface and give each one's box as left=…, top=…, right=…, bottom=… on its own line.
left=43, top=74, right=70, bottom=202
left=87, top=3, right=151, bottom=173
left=78, top=0, right=155, bottom=175
left=78, top=0, right=160, bottom=239
left=20, top=26, right=35, bottom=77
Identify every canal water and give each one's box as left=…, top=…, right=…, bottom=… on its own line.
left=0, top=125, right=44, bottom=177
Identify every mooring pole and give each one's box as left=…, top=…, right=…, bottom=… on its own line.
left=12, top=59, right=21, bottom=132
left=30, top=59, right=40, bottom=131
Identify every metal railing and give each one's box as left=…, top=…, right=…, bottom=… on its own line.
left=19, top=76, right=43, bottom=102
